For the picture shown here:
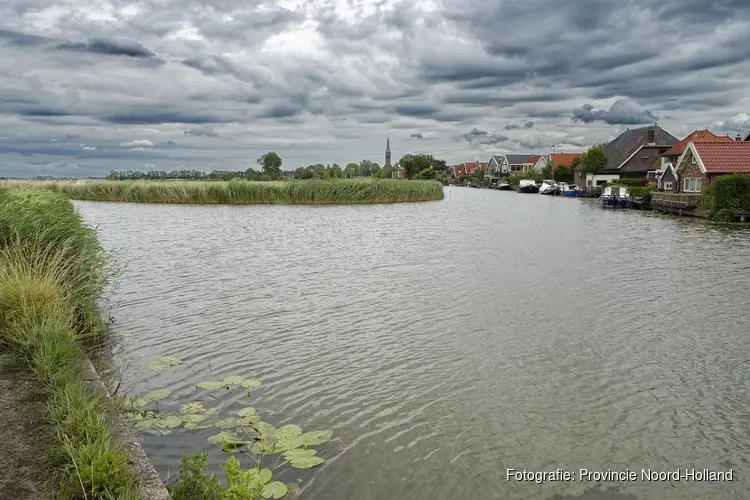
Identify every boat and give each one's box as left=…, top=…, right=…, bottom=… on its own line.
left=538, top=179, right=559, bottom=195
left=496, top=181, right=512, bottom=191
left=518, top=179, right=539, bottom=193
left=600, top=185, right=631, bottom=208
left=559, top=183, right=584, bottom=197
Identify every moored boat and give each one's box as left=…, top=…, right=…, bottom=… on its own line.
left=518, top=179, right=539, bottom=193
left=600, top=185, right=631, bottom=208
left=538, top=179, right=559, bottom=195
left=496, top=181, right=513, bottom=190
left=560, top=183, right=584, bottom=197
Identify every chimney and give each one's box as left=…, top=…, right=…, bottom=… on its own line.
left=647, top=125, right=655, bottom=145
left=736, top=134, right=742, bottom=141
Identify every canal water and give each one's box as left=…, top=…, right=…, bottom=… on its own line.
left=78, top=187, right=750, bottom=500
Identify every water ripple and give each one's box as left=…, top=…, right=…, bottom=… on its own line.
left=77, top=190, right=750, bottom=500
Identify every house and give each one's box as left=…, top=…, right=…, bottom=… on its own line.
left=743, top=131, right=750, bottom=141
left=658, top=129, right=734, bottom=190
left=487, top=155, right=508, bottom=179
left=451, top=164, right=466, bottom=177
left=528, top=155, right=547, bottom=173
left=660, top=129, right=734, bottom=171
left=583, top=125, right=678, bottom=187
left=464, top=161, right=487, bottom=176
left=506, top=155, right=537, bottom=173
left=674, top=141, right=750, bottom=193
left=658, top=163, right=678, bottom=191
left=548, top=152, right=583, bottom=182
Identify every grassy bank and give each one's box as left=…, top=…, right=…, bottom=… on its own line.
left=24, top=178, right=444, bottom=204
left=0, top=188, right=140, bottom=498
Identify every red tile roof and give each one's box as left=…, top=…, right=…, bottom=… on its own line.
left=463, top=161, right=487, bottom=175
left=549, top=153, right=583, bottom=168
left=527, top=155, right=541, bottom=164
left=663, top=129, right=733, bottom=157
left=692, top=141, right=750, bottom=173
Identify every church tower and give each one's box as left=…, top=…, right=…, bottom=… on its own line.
left=385, top=137, right=392, bottom=169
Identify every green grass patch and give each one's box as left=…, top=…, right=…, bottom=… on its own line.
left=30, top=178, right=445, bottom=205
left=0, top=187, right=141, bottom=498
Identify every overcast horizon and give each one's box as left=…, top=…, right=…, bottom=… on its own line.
left=2, top=0, right=750, bottom=178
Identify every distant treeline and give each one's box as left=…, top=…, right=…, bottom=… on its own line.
left=106, top=164, right=394, bottom=181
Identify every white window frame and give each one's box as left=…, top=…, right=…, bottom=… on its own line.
left=683, top=177, right=703, bottom=193
left=664, top=181, right=673, bottom=190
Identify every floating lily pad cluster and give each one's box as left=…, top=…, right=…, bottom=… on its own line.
left=129, top=364, right=338, bottom=498
left=197, top=376, right=262, bottom=390
left=145, top=355, right=182, bottom=371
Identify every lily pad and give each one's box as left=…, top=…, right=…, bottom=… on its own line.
left=274, top=425, right=302, bottom=441
left=258, top=468, right=272, bottom=485
left=161, top=416, right=184, bottom=429
left=241, top=378, right=262, bottom=389
left=197, top=381, right=226, bottom=390
left=237, top=407, right=257, bottom=417
left=250, top=439, right=276, bottom=455
left=300, top=430, right=333, bottom=446
left=261, top=481, right=287, bottom=499
left=143, top=389, right=170, bottom=401
left=128, top=398, right=148, bottom=408
left=222, top=441, right=250, bottom=452
left=145, top=356, right=181, bottom=371
left=208, top=431, right=242, bottom=445
left=255, top=422, right=276, bottom=437
left=133, top=418, right=158, bottom=430
left=238, top=415, right=261, bottom=426
left=274, top=437, right=303, bottom=452
left=289, top=455, right=325, bottom=469
left=282, top=448, right=317, bottom=461
left=223, top=376, right=244, bottom=385
left=215, top=417, right=238, bottom=429
left=180, top=402, right=206, bottom=414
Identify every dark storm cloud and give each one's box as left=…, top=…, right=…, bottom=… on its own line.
left=410, top=133, right=424, bottom=139
left=505, top=121, right=534, bottom=130
left=100, top=110, right=227, bottom=125
left=461, top=128, right=509, bottom=146
left=572, top=99, right=659, bottom=125
left=57, top=37, right=156, bottom=58
left=184, top=128, right=219, bottom=137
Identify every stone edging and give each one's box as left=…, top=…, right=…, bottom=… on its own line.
left=81, top=359, right=171, bottom=499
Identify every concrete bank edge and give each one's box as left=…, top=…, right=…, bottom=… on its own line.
left=81, top=359, right=171, bottom=499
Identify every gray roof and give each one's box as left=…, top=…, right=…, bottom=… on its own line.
left=506, top=154, right=535, bottom=164
left=603, top=125, right=677, bottom=171
left=490, top=155, right=505, bottom=163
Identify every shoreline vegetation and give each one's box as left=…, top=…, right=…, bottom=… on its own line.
left=2, top=178, right=445, bottom=205
left=0, top=187, right=142, bottom=498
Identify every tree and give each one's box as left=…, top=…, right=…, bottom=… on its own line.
left=541, top=160, right=554, bottom=180
left=257, top=152, right=283, bottom=180
left=344, top=163, right=359, bottom=178
left=399, top=154, right=447, bottom=179
left=416, top=167, right=436, bottom=180
left=299, top=169, right=313, bottom=179
left=581, top=144, right=608, bottom=177
left=371, top=165, right=382, bottom=178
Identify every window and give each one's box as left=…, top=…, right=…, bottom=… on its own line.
left=683, top=178, right=702, bottom=193
left=664, top=181, right=673, bottom=190
left=596, top=179, right=608, bottom=186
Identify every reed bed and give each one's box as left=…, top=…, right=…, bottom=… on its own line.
left=20, top=178, right=445, bottom=204
left=0, top=187, right=140, bottom=498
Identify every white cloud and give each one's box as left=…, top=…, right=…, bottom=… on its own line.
left=119, top=139, right=155, bottom=148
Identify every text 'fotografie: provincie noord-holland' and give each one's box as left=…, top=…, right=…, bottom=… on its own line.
left=506, top=469, right=733, bottom=484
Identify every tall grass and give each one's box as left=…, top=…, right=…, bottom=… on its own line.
left=36, top=178, right=445, bottom=204
left=0, top=187, right=140, bottom=498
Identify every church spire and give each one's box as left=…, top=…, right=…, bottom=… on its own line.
left=385, top=136, right=392, bottom=169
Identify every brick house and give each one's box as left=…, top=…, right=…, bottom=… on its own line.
left=674, top=141, right=750, bottom=193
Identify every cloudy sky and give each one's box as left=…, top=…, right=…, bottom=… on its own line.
left=2, top=0, right=750, bottom=177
